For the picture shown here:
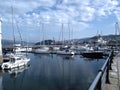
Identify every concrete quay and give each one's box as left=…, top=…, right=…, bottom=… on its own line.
left=104, top=53, right=120, bottom=90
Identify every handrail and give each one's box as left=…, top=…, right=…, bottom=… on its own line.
left=88, top=50, right=113, bottom=90
left=89, top=72, right=103, bottom=90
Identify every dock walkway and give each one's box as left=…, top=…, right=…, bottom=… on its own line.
left=104, top=53, right=120, bottom=90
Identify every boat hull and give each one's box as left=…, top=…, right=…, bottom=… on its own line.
left=1, top=58, right=30, bottom=70
left=81, top=51, right=104, bottom=58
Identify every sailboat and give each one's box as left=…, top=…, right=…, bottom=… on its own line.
left=1, top=6, right=30, bottom=69
left=34, top=23, right=50, bottom=54
left=34, top=46, right=50, bottom=54
left=56, top=23, right=75, bottom=55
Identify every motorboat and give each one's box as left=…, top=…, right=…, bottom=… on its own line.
left=3, top=52, right=26, bottom=62
left=1, top=55, right=30, bottom=70
left=3, top=52, right=15, bottom=62
left=56, top=49, right=75, bottom=55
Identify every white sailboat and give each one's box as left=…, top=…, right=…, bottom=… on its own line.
left=34, top=23, right=50, bottom=54
left=56, top=24, right=75, bottom=55
left=2, top=6, right=30, bottom=69
left=34, top=46, right=50, bottom=54
left=14, top=44, right=26, bottom=52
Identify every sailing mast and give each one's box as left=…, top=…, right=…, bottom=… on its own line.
left=68, top=23, right=70, bottom=45
left=42, top=23, right=45, bottom=45
left=71, top=28, right=73, bottom=45
left=62, top=23, right=64, bottom=45
left=16, top=22, right=23, bottom=45
left=11, top=6, right=16, bottom=53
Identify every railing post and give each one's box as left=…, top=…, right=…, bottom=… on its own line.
left=106, top=62, right=110, bottom=84
left=96, top=78, right=101, bottom=90
left=106, top=51, right=113, bottom=84
left=96, top=70, right=102, bottom=90
left=109, top=50, right=113, bottom=70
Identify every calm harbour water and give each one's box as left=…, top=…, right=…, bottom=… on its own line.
left=0, top=53, right=106, bottom=90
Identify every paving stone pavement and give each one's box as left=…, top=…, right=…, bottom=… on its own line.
left=104, top=54, right=120, bottom=90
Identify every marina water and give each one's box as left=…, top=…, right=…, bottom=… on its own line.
left=0, top=53, right=106, bottom=90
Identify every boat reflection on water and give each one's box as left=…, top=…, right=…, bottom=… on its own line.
left=84, top=58, right=103, bottom=62
left=1, top=53, right=107, bottom=90
left=3, top=65, right=29, bottom=78
left=33, top=53, right=52, bottom=58
left=57, top=54, right=74, bottom=60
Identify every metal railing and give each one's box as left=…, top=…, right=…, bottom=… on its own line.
left=88, top=50, right=114, bottom=90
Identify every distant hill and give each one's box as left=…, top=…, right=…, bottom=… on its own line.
left=2, top=39, right=34, bottom=47
left=34, top=34, right=120, bottom=45
left=74, top=34, right=120, bottom=43
left=35, top=40, right=54, bottom=45
left=35, top=40, right=62, bottom=45
left=2, top=39, right=13, bottom=46
left=5, top=34, right=119, bottom=46
left=90, top=34, right=120, bottom=40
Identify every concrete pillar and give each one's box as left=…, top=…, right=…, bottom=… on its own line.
left=0, top=18, right=3, bottom=64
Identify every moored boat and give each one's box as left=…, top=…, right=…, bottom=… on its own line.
left=1, top=55, right=30, bottom=70
left=81, top=51, right=104, bottom=58
left=56, top=49, right=75, bottom=55
left=34, top=46, right=50, bottom=54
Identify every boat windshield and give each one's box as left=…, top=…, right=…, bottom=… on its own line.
left=65, top=50, right=69, bottom=52
left=10, top=58, right=15, bottom=63
left=16, top=58, right=21, bottom=60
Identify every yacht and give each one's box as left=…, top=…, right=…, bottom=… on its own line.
left=81, top=51, right=104, bottom=59
left=1, top=54, right=30, bottom=70
left=3, top=51, right=26, bottom=62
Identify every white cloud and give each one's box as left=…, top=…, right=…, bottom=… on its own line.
left=114, top=7, right=120, bottom=21
left=92, top=0, right=119, bottom=17
left=0, top=0, right=120, bottom=30
left=12, top=0, right=55, bottom=14
left=79, top=6, right=95, bottom=21
left=97, top=8, right=106, bottom=16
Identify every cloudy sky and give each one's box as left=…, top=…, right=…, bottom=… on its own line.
left=0, top=0, right=120, bottom=42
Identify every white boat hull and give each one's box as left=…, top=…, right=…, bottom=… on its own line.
left=1, top=56, right=30, bottom=70
left=56, top=50, right=75, bottom=55
left=34, top=47, right=50, bottom=54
